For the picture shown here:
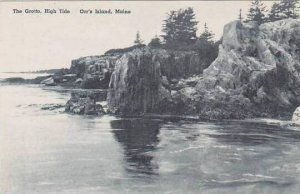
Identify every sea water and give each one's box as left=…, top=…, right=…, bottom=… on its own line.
left=1, top=73, right=300, bottom=194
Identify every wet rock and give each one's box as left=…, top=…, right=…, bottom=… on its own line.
left=65, top=91, right=106, bottom=115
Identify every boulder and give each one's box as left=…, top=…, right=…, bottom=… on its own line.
left=292, top=107, right=300, bottom=121
left=65, top=91, right=106, bottom=115
left=75, top=78, right=83, bottom=84
left=40, top=77, right=56, bottom=86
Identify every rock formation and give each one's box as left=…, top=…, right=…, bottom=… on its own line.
left=107, top=19, right=300, bottom=119
left=107, top=49, right=166, bottom=114
left=292, top=107, right=300, bottom=121
left=199, top=19, right=300, bottom=118
left=37, top=55, right=121, bottom=88
left=70, top=55, right=120, bottom=89
left=65, top=90, right=106, bottom=115
left=106, top=47, right=209, bottom=115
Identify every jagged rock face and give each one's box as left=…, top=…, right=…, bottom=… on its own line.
left=107, top=50, right=170, bottom=114
left=201, top=19, right=300, bottom=118
left=155, top=49, right=205, bottom=79
left=70, top=55, right=121, bottom=89
left=65, top=91, right=107, bottom=115
left=107, top=48, right=209, bottom=115
left=107, top=19, right=300, bottom=119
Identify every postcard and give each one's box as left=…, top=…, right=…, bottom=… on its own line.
left=0, top=1, right=300, bottom=194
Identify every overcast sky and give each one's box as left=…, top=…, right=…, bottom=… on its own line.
left=0, top=1, right=276, bottom=72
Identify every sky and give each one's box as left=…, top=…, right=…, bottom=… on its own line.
left=0, top=1, right=276, bottom=72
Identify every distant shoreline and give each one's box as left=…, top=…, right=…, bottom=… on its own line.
left=1, top=69, right=62, bottom=74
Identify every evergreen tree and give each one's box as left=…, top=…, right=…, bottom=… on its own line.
left=268, top=2, right=282, bottom=22
left=279, top=0, right=299, bottom=19
left=246, top=0, right=268, bottom=24
left=162, top=7, right=198, bottom=46
left=134, top=31, right=144, bottom=45
left=267, top=0, right=299, bottom=22
left=148, top=35, right=162, bottom=48
left=194, top=23, right=217, bottom=67
left=161, top=11, right=177, bottom=45
left=238, top=9, right=243, bottom=21
left=199, top=23, right=214, bottom=42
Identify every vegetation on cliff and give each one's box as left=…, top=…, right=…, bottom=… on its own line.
left=6, top=3, right=299, bottom=120
left=244, top=0, right=299, bottom=24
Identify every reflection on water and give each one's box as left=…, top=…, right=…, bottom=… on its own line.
left=1, top=78, right=300, bottom=194
left=111, top=119, right=161, bottom=176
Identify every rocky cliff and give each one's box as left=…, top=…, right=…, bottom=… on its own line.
left=106, top=48, right=210, bottom=115
left=199, top=19, right=300, bottom=118
left=33, top=55, right=121, bottom=88
left=107, top=19, right=300, bottom=119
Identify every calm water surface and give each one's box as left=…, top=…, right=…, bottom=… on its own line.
left=1, top=73, right=300, bottom=194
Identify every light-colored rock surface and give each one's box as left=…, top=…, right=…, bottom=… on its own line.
left=107, top=19, right=300, bottom=119
left=40, top=77, right=56, bottom=86
left=198, top=19, right=300, bottom=119
left=292, top=107, right=300, bottom=121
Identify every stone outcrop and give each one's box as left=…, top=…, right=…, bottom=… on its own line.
left=107, top=49, right=170, bottom=115
left=38, top=55, right=121, bottom=88
left=65, top=90, right=107, bottom=115
left=198, top=19, right=300, bottom=118
left=63, top=47, right=207, bottom=115
left=70, top=55, right=120, bottom=89
left=150, top=49, right=206, bottom=79
left=107, top=19, right=300, bottom=119
left=292, top=107, right=300, bottom=121
left=40, top=77, right=56, bottom=86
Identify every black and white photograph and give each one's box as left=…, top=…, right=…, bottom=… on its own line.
left=0, top=0, right=300, bottom=193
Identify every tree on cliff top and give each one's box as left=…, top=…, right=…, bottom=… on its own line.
left=162, top=7, right=198, bottom=46
left=199, top=23, right=214, bottom=42
left=268, top=2, right=282, bottom=22
left=279, top=0, right=299, bottom=19
left=268, top=0, right=299, bottom=22
left=238, top=9, right=244, bottom=21
left=148, top=35, right=162, bottom=48
left=193, top=23, right=218, bottom=69
left=134, top=31, right=144, bottom=45
left=246, top=0, right=268, bottom=24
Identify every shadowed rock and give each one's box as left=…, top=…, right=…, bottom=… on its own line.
left=65, top=91, right=106, bottom=115
left=107, top=19, right=300, bottom=120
